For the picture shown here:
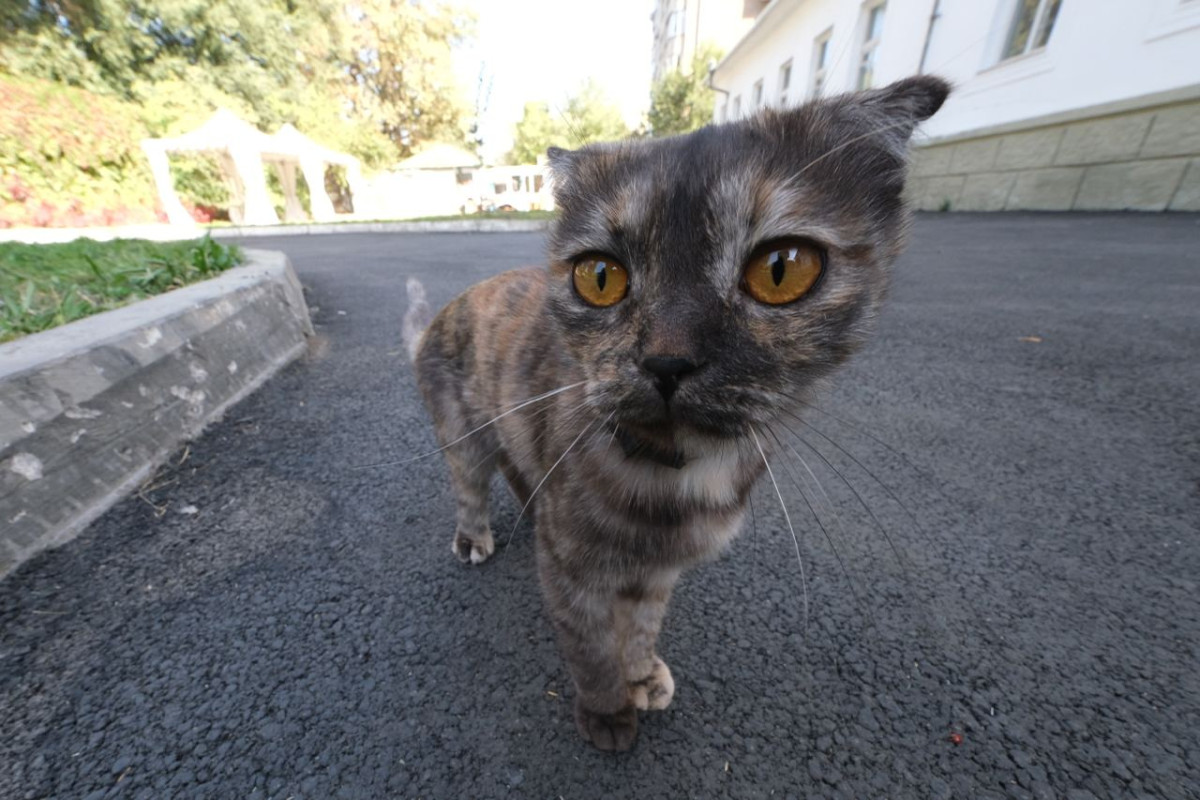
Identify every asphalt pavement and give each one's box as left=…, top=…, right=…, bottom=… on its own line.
left=2, top=213, right=1198, bottom=799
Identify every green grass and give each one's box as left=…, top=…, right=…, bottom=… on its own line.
left=0, top=236, right=241, bottom=343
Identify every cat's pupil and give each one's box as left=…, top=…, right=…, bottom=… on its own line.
left=596, top=264, right=607, bottom=292
left=770, top=253, right=787, bottom=286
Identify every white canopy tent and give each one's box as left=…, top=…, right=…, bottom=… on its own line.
left=141, top=110, right=365, bottom=226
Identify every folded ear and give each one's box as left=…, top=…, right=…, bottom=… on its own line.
left=546, top=146, right=576, bottom=174
left=857, top=75, right=951, bottom=139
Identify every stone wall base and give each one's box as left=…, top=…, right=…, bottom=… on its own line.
left=908, top=86, right=1200, bottom=212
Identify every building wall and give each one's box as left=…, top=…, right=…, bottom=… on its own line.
left=651, top=0, right=765, bottom=82
left=708, top=0, right=1200, bottom=210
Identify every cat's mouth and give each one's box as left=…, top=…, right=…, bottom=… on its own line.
left=608, top=422, right=688, bottom=470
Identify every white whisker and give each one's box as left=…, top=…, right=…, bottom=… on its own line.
left=751, top=427, right=809, bottom=630
left=503, top=411, right=615, bottom=546
left=354, top=381, right=586, bottom=470
left=769, top=427, right=873, bottom=628
left=795, top=117, right=923, bottom=180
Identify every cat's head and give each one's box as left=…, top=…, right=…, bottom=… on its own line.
left=544, top=76, right=949, bottom=443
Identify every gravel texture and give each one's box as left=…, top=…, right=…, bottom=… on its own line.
left=1, top=213, right=1198, bottom=799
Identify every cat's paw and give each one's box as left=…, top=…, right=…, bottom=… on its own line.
left=629, top=656, right=675, bottom=711
left=573, top=705, right=638, bottom=753
left=574, top=699, right=638, bottom=752
left=451, top=529, right=494, bottom=565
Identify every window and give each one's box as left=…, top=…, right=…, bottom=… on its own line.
left=667, top=10, right=682, bottom=38
left=778, top=60, right=792, bottom=106
left=810, top=28, right=832, bottom=98
left=1001, top=0, right=1062, bottom=59
left=720, top=102, right=728, bottom=123
left=752, top=79, right=763, bottom=108
left=733, top=95, right=742, bottom=118
left=857, top=1, right=886, bottom=90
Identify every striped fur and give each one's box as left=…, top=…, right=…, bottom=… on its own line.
left=411, top=76, right=949, bottom=751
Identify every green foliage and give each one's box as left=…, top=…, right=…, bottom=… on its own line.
left=336, top=0, right=475, bottom=153
left=0, top=74, right=160, bottom=228
left=0, top=0, right=470, bottom=159
left=508, top=103, right=565, bottom=166
left=0, top=0, right=475, bottom=226
left=0, top=235, right=241, bottom=341
left=648, top=44, right=722, bottom=137
left=508, top=81, right=631, bottom=165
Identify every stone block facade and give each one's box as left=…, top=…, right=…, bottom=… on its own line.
left=907, top=87, right=1200, bottom=213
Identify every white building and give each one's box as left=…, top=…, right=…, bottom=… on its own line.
left=709, top=0, right=1200, bottom=211
left=651, top=0, right=770, bottom=81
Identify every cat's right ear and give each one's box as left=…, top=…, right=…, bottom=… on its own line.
left=865, top=75, right=951, bottom=124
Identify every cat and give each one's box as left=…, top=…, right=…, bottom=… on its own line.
left=402, top=75, right=950, bottom=751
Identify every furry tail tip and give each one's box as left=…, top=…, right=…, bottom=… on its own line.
left=402, top=277, right=433, bottom=362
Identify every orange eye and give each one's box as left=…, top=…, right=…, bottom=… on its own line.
left=742, top=241, right=824, bottom=305
left=572, top=256, right=629, bottom=307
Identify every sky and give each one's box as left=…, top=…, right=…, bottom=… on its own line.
left=452, top=0, right=655, bottom=162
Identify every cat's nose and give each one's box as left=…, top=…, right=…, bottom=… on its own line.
left=642, top=356, right=700, bottom=401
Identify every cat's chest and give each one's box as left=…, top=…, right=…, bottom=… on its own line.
left=584, top=437, right=757, bottom=542
left=606, top=446, right=749, bottom=508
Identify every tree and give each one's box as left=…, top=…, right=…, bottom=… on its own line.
left=508, top=80, right=630, bottom=165
left=334, top=0, right=474, bottom=153
left=647, top=44, right=722, bottom=137
left=508, top=102, right=563, bottom=166
left=0, top=0, right=474, bottom=162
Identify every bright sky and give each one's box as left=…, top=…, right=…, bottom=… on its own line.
left=453, top=0, right=655, bottom=162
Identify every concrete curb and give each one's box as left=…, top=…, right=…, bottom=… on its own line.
left=0, top=218, right=552, bottom=244
left=0, top=249, right=312, bottom=578
left=210, top=218, right=552, bottom=238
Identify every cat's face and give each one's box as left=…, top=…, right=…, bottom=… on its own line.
left=544, top=77, right=949, bottom=442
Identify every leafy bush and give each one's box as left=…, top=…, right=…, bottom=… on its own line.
left=0, top=235, right=241, bottom=341
left=0, top=75, right=161, bottom=228
left=0, top=70, right=399, bottom=229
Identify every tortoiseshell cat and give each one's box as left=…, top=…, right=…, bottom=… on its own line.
left=404, top=76, right=949, bottom=751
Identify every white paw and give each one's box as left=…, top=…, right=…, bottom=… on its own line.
left=630, top=656, right=675, bottom=711
left=452, top=530, right=494, bottom=565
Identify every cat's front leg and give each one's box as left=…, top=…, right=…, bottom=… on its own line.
left=536, top=543, right=638, bottom=751
left=616, top=574, right=679, bottom=711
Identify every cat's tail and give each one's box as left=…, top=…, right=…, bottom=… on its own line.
left=402, top=277, right=433, bottom=362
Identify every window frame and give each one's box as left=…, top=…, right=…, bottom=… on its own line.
left=857, top=1, right=887, bottom=90
left=809, top=28, right=833, bottom=99
left=999, top=0, right=1062, bottom=62
left=778, top=59, right=792, bottom=107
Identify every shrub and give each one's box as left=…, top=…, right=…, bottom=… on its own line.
left=0, top=75, right=161, bottom=228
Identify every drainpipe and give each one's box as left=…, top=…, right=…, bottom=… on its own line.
left=707, top=61, right=730, bottom=124
left=917, top=0, right=942, bottom=74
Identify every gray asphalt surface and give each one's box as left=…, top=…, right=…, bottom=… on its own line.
left=2, top=213, right=1199, bottom=799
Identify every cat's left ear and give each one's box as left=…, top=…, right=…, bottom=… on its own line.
left=546, top=145, right=586, bottom=203
left=546, top=146, right=577, bottom=176
left=856, top=75, right=952, bottom=140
